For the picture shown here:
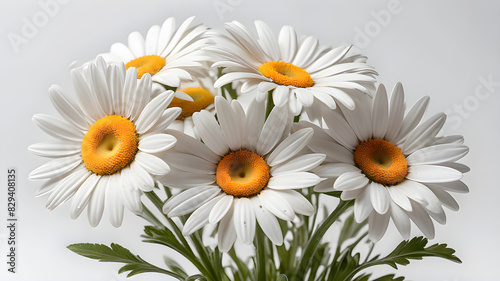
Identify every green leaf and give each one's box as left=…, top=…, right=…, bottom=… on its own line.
left=185, top=274, right=208, bottom=281
left=381, top=236, right=461, bottom=269
left=67, top=243, right=184, bottom=280
left=164, top=256, right=188, bottom=279
left=277, top=274, right=289, bottom=281
left=372, top=274, right=405, bottom=281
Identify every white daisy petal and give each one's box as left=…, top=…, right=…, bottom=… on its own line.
left=158, top=167, right=215, bottom=189
left=341, top=188, right=364, bottom=201
left=384, top=82, right=405, bottom=142
left=386, top=185, right=412, bottom=212
left=267, top=172, right=322, bottom=190
left=425, top=181, right=469, bottom=194
left=307, top=138, right=354, bottom=165
left=46, top=167, right=90, bottom=210
left=369, top=182, right=390, bottom=215
left=354, top=187, right=373, bottom=223
left=183, top=194, right=225, bottom=236
left=163, top=186, right=220, bottom=217
left=145, top=25, right=160, bottom=55
left=256, top=104, right=289, bottom=155
left=402, top=113, right=446, bottom=154
left=135, top=151, right=171, bottom=176
left=277, top=25, right=297, bottom=62
left=313, top=178, right=335, bottom=193
left=128, top=31, right=146, bottom=57
left=273, top=86, right=290, bottom=107
left=243, top=99, right=266, bottom=149
left=321, top=107, right=358, bottom=150
left=427, top=187, right=459, bottom=211
left=276, top=190, right=314, bottom=216
left=70, top=174, right=100, bottom=219
left=120, top=185, right=143, bottom=215
left=139, top=134, right=177, bottom=154
left=218, top=203, right=236, bottom=252
left=32, top=114, right=83, bottom=142
left=312, top=163, right=360, bottom=178
left=209, top=195, right=234, bottom=224
left=29, top=142, right=80, bottom=158
left=128, top=161, right=155, bottom=192
left=49, top=85, right=88, bottom=131
left=371, top=85, right=389, bottom=139
left=216, top=97, right=243, bottom=151
left=334, top=171, right=369, bottom=191
left=394, top=96, right=430, bottom=143
left=407, top=165, right=462, bottom=183
left=233, top=198, right=256, bottom=244
left=193, top=110, right=230, bottom=156
left=87, top=176, right=108, bottom=227
left=267, top=128, right=313, bottom=166
left=258, top=189, right=295, bottom=221
left=406, top=144, right=469, bottom=165
left=407, top=201, right=435, bottom=238
left=271, top=153, right=325, bottom=175
left=135, top=91, right=174, bottom=134
left=106, top=174, right=125, bottom=227
left=390, top=201, right=411, bottom=239
left=109, top=43, right=135, bottom=62
left=368, top=212, right=390, bottom=241
left=164, top=152, right=216, bottom=175
left=165, top=129, right=221, bottom=163
left=29, top=155, right=81, bottom=180
left=251, top=197, right=283, bottom=245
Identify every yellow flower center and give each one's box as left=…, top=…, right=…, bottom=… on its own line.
left=258, top=61, right=314, bottom=88
left=81, top=115, right=139, bottom=176
left=168, top=87, right=215, bottom=120
left=216, top=150, right=270, bottom=198
left=353, top=139, right=408, bottom=186
left=125, top=55, right=166, bottom=79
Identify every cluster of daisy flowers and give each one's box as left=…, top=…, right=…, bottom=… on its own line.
left=30, top=16, right=468, bottom=260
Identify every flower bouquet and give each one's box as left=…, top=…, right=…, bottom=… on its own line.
left=29, top=17, right=469, bottom=281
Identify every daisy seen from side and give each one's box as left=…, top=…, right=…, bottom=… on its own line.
left=208, top=20, right=377, bottom=115
left=29, top=57, right=181, bottom=227
left=100, top=16, right=210, bottom=100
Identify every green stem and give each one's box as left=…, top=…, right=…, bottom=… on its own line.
left=255, top=225, right=267, bottom=281
left=265, top=90, right=274, bottom=119
left=143, top=191, right=217, bottom=280
left=138, top=203, right=163, bottom=227
left=292, top=200, right=353, bottom=281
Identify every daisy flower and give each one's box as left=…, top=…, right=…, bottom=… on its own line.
left=100, top=16, right=210, bottom=100
left=208, top=20, right=377, bottom=115
left=303, top=83, right=469, bottom=241
left=167, top=70, right=224, bottom=138
left=161, top=97, right=325, bottom=251
left=29, top=57, right=181, bottom=227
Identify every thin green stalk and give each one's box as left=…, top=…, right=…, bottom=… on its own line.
left=265, top=90, right=274, bottom=119
left=255, top=225, right=267, bottom=281
left=143, top=191, right=218, bottom=280
left=292, top=200, right=353, bottom=281
left=138, top=203, right=163, bottom=227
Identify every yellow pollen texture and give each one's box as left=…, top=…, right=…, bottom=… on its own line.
left=216, top=150, right=270, bottom=198
left=258, top=61, right=314, bottom=88
left=81, top=115, right=139, bottom=176
left=126, top=55, right=166, bottom=79
left=353, top=139, right=408, bottom=186
left=168, top=87, right=215, bottom=120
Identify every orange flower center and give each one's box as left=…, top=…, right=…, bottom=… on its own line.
left=126, top=55, right=166, bottom=78
left=168, top=87, right=215, bottom=120
left=216, top=150, right=270, bottom=198
left=258, top=61, right=314, bottom=88
left=81, top=115, right=139, bottom=175
left=353, top=139, right=408, bottom=186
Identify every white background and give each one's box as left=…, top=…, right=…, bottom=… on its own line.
left=1, top=0, right=499, bottom=280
